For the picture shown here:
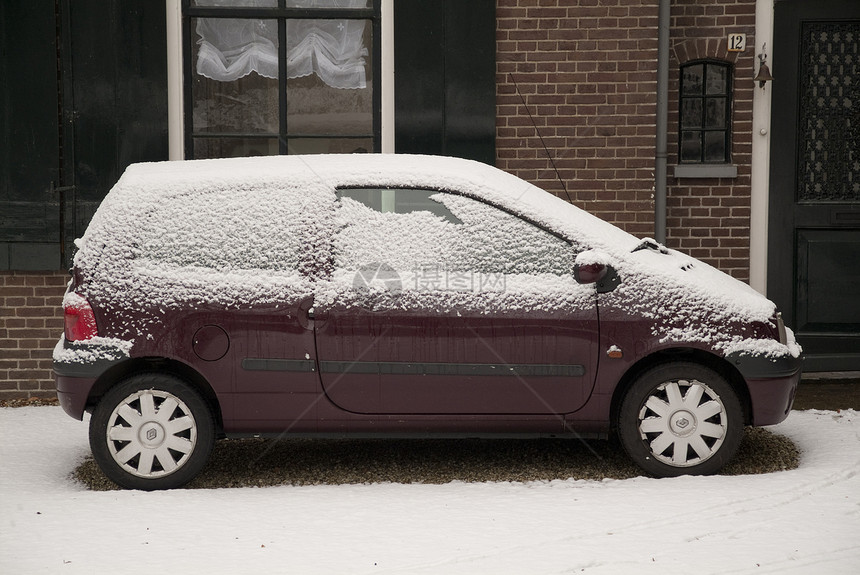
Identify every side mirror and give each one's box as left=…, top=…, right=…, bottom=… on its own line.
left=574, top=262, right=608, bottom=285
left=574, top=251, right=621, bottom=293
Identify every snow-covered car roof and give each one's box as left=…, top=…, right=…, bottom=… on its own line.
left=88, top=153, right=640, bottom=252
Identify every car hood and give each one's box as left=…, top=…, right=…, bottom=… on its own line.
left=589, top=242, right=800, bottom=358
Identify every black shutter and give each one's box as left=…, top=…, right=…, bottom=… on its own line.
left=0, top=2, right=62, bottom=269
left=0, top=0, right=168, bottom=270
left=69, top=0, right=169, bottom=250
left=394, top=0, right=495, bottom=165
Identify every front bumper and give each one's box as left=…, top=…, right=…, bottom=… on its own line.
left=726, top=351, right=803, bottom=426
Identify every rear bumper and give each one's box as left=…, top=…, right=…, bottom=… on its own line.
left=726, top=351, right=803, bottom=426
left=55, top=373, right=98, bottom=421
left=53, top=336, right=127, bottom=420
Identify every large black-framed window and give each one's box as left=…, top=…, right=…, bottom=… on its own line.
left=182, top=0, right=381, bottom=159
left=679, top=60, right=732, bottom=164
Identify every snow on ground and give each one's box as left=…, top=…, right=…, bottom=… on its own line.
left=1, top=407, right=858, bottom=574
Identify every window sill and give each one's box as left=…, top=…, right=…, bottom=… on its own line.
left=673, top=164, right=738, bottom=179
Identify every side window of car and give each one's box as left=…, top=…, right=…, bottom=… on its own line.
left=334, top=188, right=575, bottom=278
left=137, top=187, right=306, bottom=272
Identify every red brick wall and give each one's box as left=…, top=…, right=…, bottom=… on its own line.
left=666, top=0, right=756, bottom=282
left=496, top=0, right=659, bottom=237
left=0, top=272, right=67, bottom=400
left=496, top=0, right=756, bottom=281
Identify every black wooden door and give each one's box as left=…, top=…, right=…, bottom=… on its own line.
left=769, top=1, right=860, bottom=371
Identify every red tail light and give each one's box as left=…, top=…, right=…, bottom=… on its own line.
left=64, top=294, right=99, bottom=341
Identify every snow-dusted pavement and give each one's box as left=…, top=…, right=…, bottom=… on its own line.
left=1, top=407, right=858, bottom=574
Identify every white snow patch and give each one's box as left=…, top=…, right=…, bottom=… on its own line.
left=1, top=407, right=858, bottom=574
left=52, top=334, right=134, bottom=364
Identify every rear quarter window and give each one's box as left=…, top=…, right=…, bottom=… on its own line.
left=136, top=186, right=307, bottom=272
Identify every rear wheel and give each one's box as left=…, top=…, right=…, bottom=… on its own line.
left=618, top=363, right=743, bottom=477
left=89, top=374, right=215, bottom=490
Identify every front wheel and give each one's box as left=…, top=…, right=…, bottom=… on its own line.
left=618, top=363, right=743, bottom=477
left=89, top=374, right=215, bottom=490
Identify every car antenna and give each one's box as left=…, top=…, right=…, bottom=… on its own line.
left=509, top=72, right=574, bottom=204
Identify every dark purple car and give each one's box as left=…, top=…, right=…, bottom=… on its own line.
left=54, top=154, right=802, bottom=490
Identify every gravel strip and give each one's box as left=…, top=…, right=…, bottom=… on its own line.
left=0, top=397, right=60, bottom=408
left=73, top=427, right=799, bottom=491
left=0, top=398, right=800, bottom=489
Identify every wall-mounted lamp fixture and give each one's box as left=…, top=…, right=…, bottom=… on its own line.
left=754, top=43, right=773, bottom=89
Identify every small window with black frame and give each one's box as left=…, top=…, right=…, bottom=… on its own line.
left=679, top=60, right=732, bottom=164
left=183, top=0, right=380, bottom=159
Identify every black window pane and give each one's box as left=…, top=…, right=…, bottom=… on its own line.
left=706, top=64, right=728, bottom=95
left=191, top=18, right=280, bottom=134
left=193, top=137, right=279, bottom=158
left=286, top=19, right=373, bottom=137
left=192, top=1, right=372, bottom=6
left=704, top=131, right=727, bottom=162
left=681, top=99, right=703, bottom=129
left=286, top=0, right=371, bottom=7
left=286, top=137, right=373, bottom=154
left=682, top=64, right=704, bottom=95
left=680, top=131, right=702, bottom=162
left=194, top=0, right=278, bottom=6
left=705, top=98, right=726, bottom=129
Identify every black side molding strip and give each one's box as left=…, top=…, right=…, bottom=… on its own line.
left=319, top=361, right=585, bottom=377
left=241, top=359, right=316, bottom=372
left=242, top=358, right=586, bottom=377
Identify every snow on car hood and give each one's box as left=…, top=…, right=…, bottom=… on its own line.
left=596, top=245, right=799, bottom=358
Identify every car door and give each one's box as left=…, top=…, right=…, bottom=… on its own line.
left=314, top=188, right=599, bottom=415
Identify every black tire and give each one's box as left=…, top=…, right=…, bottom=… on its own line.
left=618, top=362, right=743, bottom=477
left=89, top=373, right=215, bottom=490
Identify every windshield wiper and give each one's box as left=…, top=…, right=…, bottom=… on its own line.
left=632, top=238, right=670, bottom=254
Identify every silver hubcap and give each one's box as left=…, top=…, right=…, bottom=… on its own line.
left=637, top=379, right=727, bottom=467
left=105, top=389, right=198, bottom=479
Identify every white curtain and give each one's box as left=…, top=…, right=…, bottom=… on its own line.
left=196, top=0, right=369, bottom=89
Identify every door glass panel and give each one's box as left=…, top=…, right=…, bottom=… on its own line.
left=797, top=21, right=860, bottom=202
left=334, top=189, right=575, bottom=277
left=337, top=189, right=462, bottom=223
